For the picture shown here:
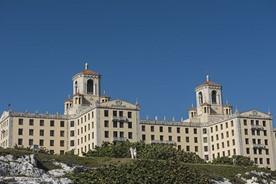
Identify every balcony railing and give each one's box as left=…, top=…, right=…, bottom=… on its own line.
left=151, top=140, right=176, bottom=145
left=113, top=137, right=127, bottom=142
left=112, top=116, right=128, bottom=122
left=253, top=144, right=266, bottom=149
left=251, top=125, right=264, bottom=130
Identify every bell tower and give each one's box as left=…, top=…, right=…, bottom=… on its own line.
left=195, top=75, right=223, bottom=116
left=72, top=63, right=101, bottom=105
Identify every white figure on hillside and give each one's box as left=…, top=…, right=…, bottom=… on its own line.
left=130, top=146, right=137, bottom=159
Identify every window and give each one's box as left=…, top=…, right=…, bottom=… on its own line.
left=232, top=139, right=235, bottom=146
left=259, top=158, right=263, bottom=164
left=231, top=130, right=234, bottom=136
left=194, top=137, right=198, bottom=143
left=19, top=119, right=23, bottom=125
left=70, top=121, right=74, bottom=127
left=256, top=120, right=259, bottom=125
left=113, top=131, right=118, bottom=137
left=128, top=132, right=133, bottom=139
left=18, top=129, right=23, bottom=135
left=29, top=119, right=34, bottom=126
left=195, top=146, right=198, bottom=152
left=104, top=120, right=109, bottom=127
left=220, top=124, right=223, bottom=130
left=60, top=121, right=64, bottom=127
left=168, top=127, right=172, bottom=133
left=29, top=139, right=33, bottom=146
left=203, top=128, right=207, bottom=134
left=267, top=158, right=270, bottom=165
left=246, top=148, right=250, bottom=154
left=128, top=112, right=132, bottom=118
left=177, top=136, right=181, bottom=142
left=40, top=120, right=44, bottom=126
left=212, top=145, right=214, bottom=151
left=169, top=136, right=172, bottom=141
left=142, top=125, right=145, bottom=131
left=119, top=111, right=123, bottom=117
left=211, top=90, right=217, bottom=104
left=120, top=132, right=124, bottom=138
left=60, top=140, right=64, bottom=147
left=70, top=130, right=74, bottom=137
left=185, top=128, right=189, bottom=133
left=160, top=126, right=163, bottom=132
left=39, top=139, right=44, bottom=146
left=40, top=130, right=44, bottom=136
left=253, top=148, right=257, bottom=154
left=265, top=139, right=268, bottom=145
left=113, top=121, right=117, bottom=128
left=177, top=127, right=180, bottom=133
left=226, top=131, right=229, bottom=137
left=104, top=110, right=109, bottom=117
left=231, top=121, right=234, bottom=127
left=251, top=120, right=254, bottom=125
left=252, top=130, right=255, bottom=135
left=244, top=120, right=247, bottom=126
left=104, top=131, right=109, bottom=138
left=210, top=127, right=213, bottom=133
left=151, top=126, right=154, bottom=132
left=244, top=129, right=248, bottom=135
left=142, top=134, right=146, bottom=141
left=119, top=122, right=124, bottom=128
left=266, top=149, right=269, bottom=155
left=50, top=140, right=54, bottom=146
left=18, top=139, right=23, bottom=145
left=203, top=137, right=207, bottom=143
left=186, top=137, right=189, bottom=143
left=128, top=122, right=132, bottom=129
left=245, top=138, right=249, bottom=144
left=50, top=120, right=54, bottom=127
left=113, top=111, right=117, bottom=117
left=87, top=79, right=93, bottom=94
left=160, top=135, right=163, bottom=141
left=264, top=130, right=267, bottom=136
left=222, top=142, right=225, bottom=148
left=194, top=128, right=197, bottom=134
left=259, top=149, right=262, bottom=155
left=186, top=146, right=190, bottom=152
left=252, top=139, right=256, bottom=144
left=263, top=121, right=266, bottom=127
left=151, top=135, right=155, bottom=140
left=221, top=133, right=224, bottom=139
left=215, top=125, right=218, bottom=131
left=50, top=130, right=54, bottom=136
left=204, top=146, right=208, bottom=152
left=254, top=158, right=258, bottom=164
left=211, top=136, right=213, bottom=142
left=226, top=122, right=228, bottom=128
left=29, top=129, right=34, bottom=136
left=60, top=131, right=65, bottom=137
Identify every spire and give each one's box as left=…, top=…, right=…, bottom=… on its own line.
left=85, top=63, right=88, bottom=70
left=206, top=74, right=209, bottom=82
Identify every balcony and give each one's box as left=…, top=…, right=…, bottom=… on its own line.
left=113, top=116, right=128, bottom=122
left=113, top=137, right=127, bottom=142
left=151, top=140, right=176, bottom=145
left=251, top=125, right=264, bottom=130
left=253, top=144, right=266, bottom=149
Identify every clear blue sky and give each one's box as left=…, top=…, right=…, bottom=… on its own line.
left=0, top=1, right=276, bottom=125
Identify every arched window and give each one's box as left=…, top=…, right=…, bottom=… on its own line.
left=87, top=79, right=94, bottom=94
left=212, top=90, right=217, bottom=104
left=198, top=92, right=203, bottom=104
left=74, top=81, right=78, bottom=94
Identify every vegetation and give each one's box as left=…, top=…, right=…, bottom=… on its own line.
left=212, top=155, right=254, bottom=166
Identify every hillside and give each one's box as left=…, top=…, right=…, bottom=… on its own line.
left=0, top=147, right=276, bottom=184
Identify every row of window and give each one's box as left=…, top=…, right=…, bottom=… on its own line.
left=18, top=129, right=65, bottom=137
left=245, top=129, right=268, bottom=136
left=104, top=121, right=132, bottom=128
left=246, top=148, right=269, bottom=155
left=104, top=110, right=132, bottom=118
left=211, top=140, right=236, bottom=150
left=244, top=119, right=267, bottom=127
left=142, top=134, right=200, bottom=143
left=77, top=112, right=94, bottom=125
left=77, top=123, right=94, bottom=135
left=18, top=119, right=65, bottom=127
left=17, top=138, right=65, bottom=147
left=254, top=157, right=270, bottom=165
left=245, top=138, right=269, bottom=146
left=142, top=126, right=199, bottom=134
left=210, top=121, right=234, bottom=133
left=211, top=130, right=235, bottom=141
left=104, top=131, right=133, bottom=139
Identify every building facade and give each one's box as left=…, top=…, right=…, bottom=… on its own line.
left=0, top=65, right=275, bottom=170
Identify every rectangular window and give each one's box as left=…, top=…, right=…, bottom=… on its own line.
left=142, top=134, right=146, bottom=141
left=40, top=120, right=44, bottom=126
left=151, top=126, right=154, bottom=132
left=29, top=119, right=34, bottom=126
left=259, top=158, right=263, bottom=164
left=18, top=138, right=23, bottom=145
left=18, top=129, right=23, bottom=135
left=177, top=136, right=181, bottom=142
left=60, top=121, right=64, bottom=127
left=50, top=130, right=54, bottom=136
left=39, top=139, right=44, bottom=146
left=160, top=135, right=163, bottom=141
left=186, top=137, right=189, bottom=143
left=104, top=131, right=109, bottom=138
left=211, top=136, right=213, bottom=142
left=159, top=126, right=163, bottom=132
left=70, top=130, right=74, bottom=137
left=226, top=122, right=228, bottom=128
left=194, top=128, right=197, bottom=134
left=244, top=119, right=247, bottom=126
left=119, top=122, right=124, bottom=128
left=185, top=128, right=189, bottom=133
left=252, top=129, right=255, bottom=135
left=195, top=146, right=198, bottom=152
left=221, top=133, right=224, bottom=139
left=128, top=132, right=133, bottom=139
left=232, top=139, right=235, bottom=146
left=246, top=148, right=250, bottom=154
left=194, top=137, right=198, bottom=143
left=19, top=119, right=23, bottom=125
left=186, top=146, right=190, bottom=152
left=177, top=127, right=180, bottom=133
left=40, top=130, right=44, bottom=136
left=104, top=110, right=109, bottom=117
left=128, top=122, right=132, bottom=129
left=120, top=131, right=124, bottom=138
left=267, top=158, right=270, bottom=165
left=119, top=111, right=123, bottom=117
left=264, top=130, right=267, bottom=136
left=203, top=128, right=207, bottom=134
left=70, top=121, right=74, bottom=127
left=70, top=140, right=74, bottom=146
left=265, top=139, right=268, bottom=145
left=263, top=121, right=266, bottom=127
left=60, top=130, right=65, bottom=137
left=168, top=136, right=172, bottom=141
left=151, top=135, right=155, bottom=140
left=231, top=121, right=234, bottom=127
left=203, top=137, right=207, bottom=143
left=142, top=125, right=145, bottom=131
left=29, top=129, right=34, bottom=136
left=113, top=131, right=118, bottom=138
left=50, top=120, right=54, bottom=127
left=60, top=140, right=64, bottom=147
left=204, top=146, right=208, bottom=152
left=251, top=120, right=254, bottom=125
left=245, top=138, right=249, bottom=144
left=244, top=129, right=248, bottom=135
left=210, top=127, right=213, bottom=133
left=232, top=130, right=234, bottom=136
left=256, top=120, right=259, bottom=125
left=113, top=121, right=117, bottom=128
left=29, top=139, right=33, bottom=146
left=220, top=124, right=223, bottom=130
left=113, top=111, right=117, bottom=117
left=226, top=131, right=229, bottom=137
left=104, top=120, right=109, bottom=127
left=50, top=140, right=54, bottom=146
left=128, top=112, right=132, bottom=118
left=168, top=127, right=172, bottom=133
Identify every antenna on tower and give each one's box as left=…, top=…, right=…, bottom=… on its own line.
left=85, top=63, right=88, bottom=70
left=206, top=74, right=210, bottom=82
